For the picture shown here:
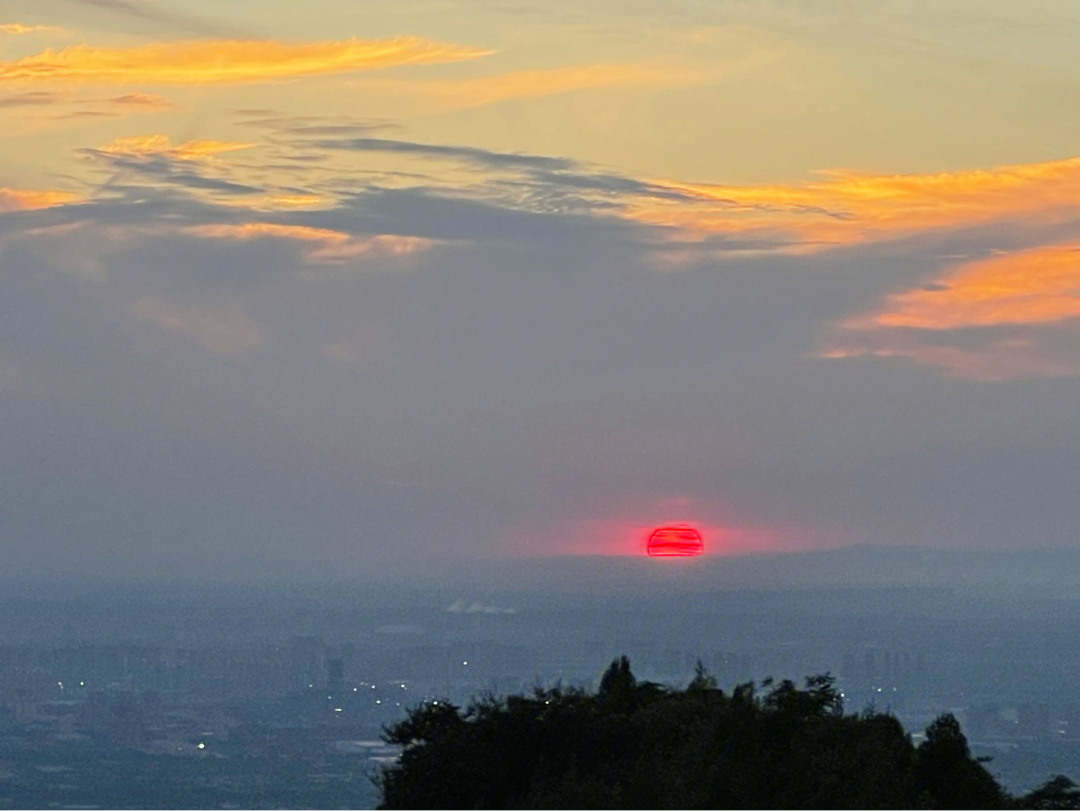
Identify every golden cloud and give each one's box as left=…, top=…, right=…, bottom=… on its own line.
left=824, top=243, right=1080, bottom=379
left=633, top=156, right=1080, bottom=251
left=184, top=222, right=435, bottom=264
left=99, top=134, right=253, bottom=159
left=0, top=187, right=77, bottom=212
left=267, top=194, right=321, bottom=208
left=0, top=36, right=491, bottom=85
left=848, top=244, right=1080, bottom=331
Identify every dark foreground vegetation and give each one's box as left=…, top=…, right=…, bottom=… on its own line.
left=377, top=658, right=1080, bottom=809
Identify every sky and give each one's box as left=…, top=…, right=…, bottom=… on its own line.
left=0, top=0, right=1078, bottom=579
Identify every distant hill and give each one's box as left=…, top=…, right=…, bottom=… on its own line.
left=426, top=545, right=1080, bottom=598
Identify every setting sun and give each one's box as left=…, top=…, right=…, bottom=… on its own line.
left=646, top=525, right=705, bottom=557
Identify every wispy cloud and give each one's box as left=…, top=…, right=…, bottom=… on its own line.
left=844, top=244, right=1080, bottom=330
left=314, top=136, right=578, bottom=172
left=0, top=89, right=178, bottom=124
left=185, top=223, right=435, bottom=264
left=0, top=22, right=55, bottom=34
left=130, top=297, right=261, bottom=355
left=99, top=133, right=253, bottom=160
left=309, top=135, right=697, bottom=210
left=0, top=90, right=60, bottom=107
left=298, top=137, right=1080, bottom=253
left=350, top=61, right=708, bottom=110
left=106, top=91, right=176, bottom=109
left=824, top=243, right=1080, bottom=379
left=59, top=0, right=244, bottom=38
left=0, top=36, right=492, bottom=84
left=634, top=157, right=1080, bottom=252
left=822, top=330, right=1080, bottom=382
left=0, top=187, right=78, bottom=211
left=34, top=120, right=1080, bottom=275
left=84, top=135, right=266, bottom=196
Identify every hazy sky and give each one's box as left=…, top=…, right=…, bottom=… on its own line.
left=1, top=0, right=1078, bottom=578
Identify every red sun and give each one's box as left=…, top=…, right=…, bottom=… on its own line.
left=646, top=525, right=704, bottom=557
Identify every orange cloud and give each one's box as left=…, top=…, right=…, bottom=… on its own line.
left=351, top=62, right=706, bottom=110
left=824, top=243, right=1080, bottom=379
left=99, top=134, right=253, bottom=159
left=632, top=156, right=1080, bottom=251
left=131, top=297, right=261, bottom=356
left=0, top=36, right=491, bottom=85
left=184, top=222, right=435, bottom=264
left=849, top=244, right=1080, bottom=331
left=267, top=194, right=321, bottom=208
left=0, top=187, right=77, bottom=212
left=186, top=223, right=348, bottom=242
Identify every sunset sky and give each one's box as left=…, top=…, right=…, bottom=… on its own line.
left=1, top=0, right=1078, bottom=578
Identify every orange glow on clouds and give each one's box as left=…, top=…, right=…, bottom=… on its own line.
left=0, top=37, right=491, bottom=84
left=185, top=223, right=435, bottom=264
left=824, top=243, right=1080, bottom=380
left=0, top=187, right=77, bottom=211
left=99, top=134, right=253, bottom=160
left=633, top=157, right=1080, bottom=252
left=848, top=243, right=1080, bottom=330
left=187, top=223, right=348, bottom=242
left=267, top=195, right=322, bottom=208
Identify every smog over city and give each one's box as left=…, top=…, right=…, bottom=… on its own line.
left=0, top=0, right=1079, bottom=807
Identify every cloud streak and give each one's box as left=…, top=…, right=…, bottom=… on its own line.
left=59, top=0, right=244, bottom=38
left=824, top=243, right=1080, bottom=379
left=130, top=297, right=261, bottom=355
left=848, top=244, right=1080, bottom=330
left=0, top=36, right=491, bottom=84
left=185, top=222, right=435, bottom=264
left=298, top=139, right=1080, bottom=255
left=349, top=61, right=708, bottom=110
left=0, top=22, right=55, bottom=34
left=0, top=187, right=78, bottom=211
left=634, top=157, right=1080, bottom=252
left=99, top=133, right=253, bottom=160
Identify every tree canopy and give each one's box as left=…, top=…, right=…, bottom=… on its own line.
left=377, top=658, right=1080, bottom=809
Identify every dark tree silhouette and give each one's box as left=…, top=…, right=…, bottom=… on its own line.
left=1016, top=775, right=1080, bottom=810
left=375, top=659, right=1079, bottom=809
left=913, top=713, right=1006, bottom=809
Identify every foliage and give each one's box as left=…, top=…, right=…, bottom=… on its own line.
left=1014, top=776, right=1080, bottom=810
left=376, top=659, right=1079, bottom=809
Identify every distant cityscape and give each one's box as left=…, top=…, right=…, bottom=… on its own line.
left=1, top=570, right=1079, bottom=808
